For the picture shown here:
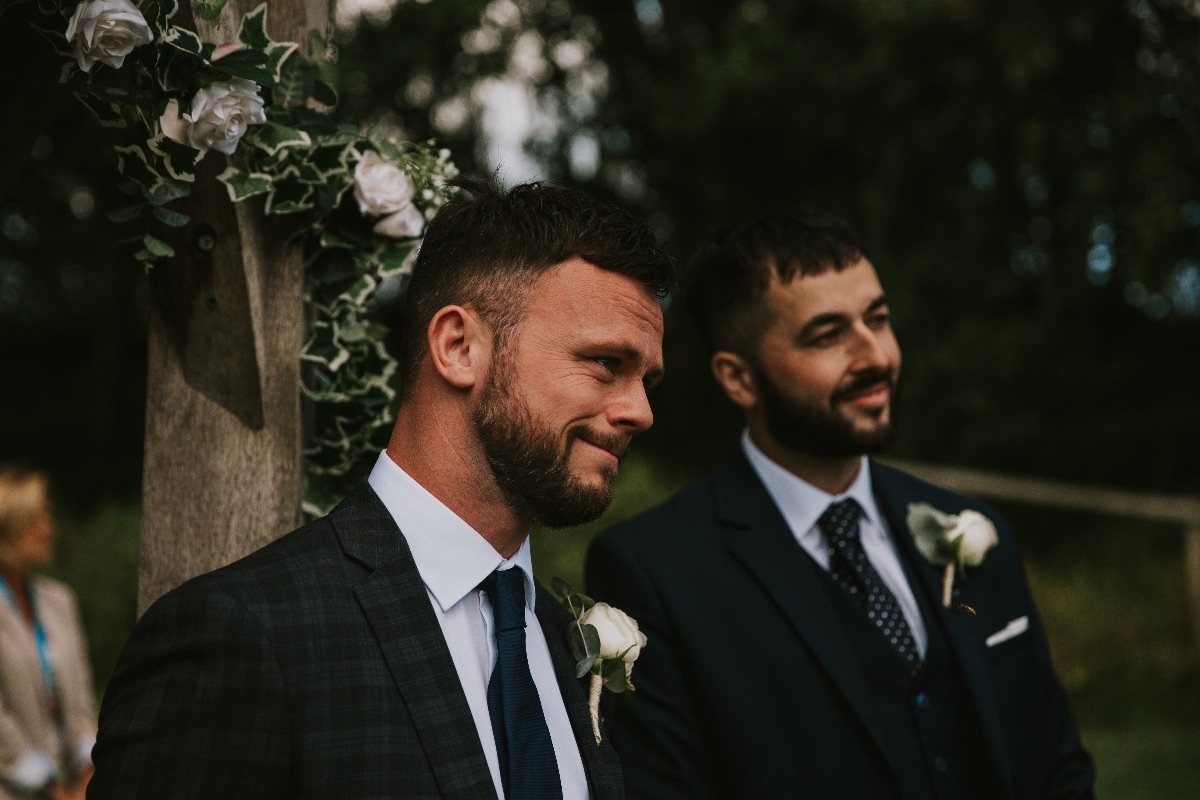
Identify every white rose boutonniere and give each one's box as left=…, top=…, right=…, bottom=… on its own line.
left=65, top=0, right=154, bottom=73
left=353, top=150, right=426, bottom=239
left=907, top=502, right=999, bottom=609
left=552, top=578, right=647, bottom=744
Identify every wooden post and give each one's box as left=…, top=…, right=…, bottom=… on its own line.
left=138, top=0, right=330, bottom=613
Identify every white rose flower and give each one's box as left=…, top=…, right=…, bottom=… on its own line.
left=579, top=602, right=647, bottom=665
left=181, top=79, right=267, bottom=156
left=354, top=150, right=417, bottom=216
left=65, top=0, right=154, bottom=73
left=946, top=509, right=999, bottom=567
left=373, top=204, right=425, bottom=239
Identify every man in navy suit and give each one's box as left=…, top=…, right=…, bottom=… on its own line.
left=587, top=207, right=1095, bottom=799
left=89, top=179, right=673, bottom=799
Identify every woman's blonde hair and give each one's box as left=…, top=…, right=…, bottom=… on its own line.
left=0, top=466, right=50, bottom=546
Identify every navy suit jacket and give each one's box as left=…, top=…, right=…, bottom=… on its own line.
left=90, top=481, right=623, bottom=799
left=586, top=452, right=1094, bottom=799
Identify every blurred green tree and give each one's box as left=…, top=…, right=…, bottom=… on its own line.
left=339, top=0, right=1200, bottom=490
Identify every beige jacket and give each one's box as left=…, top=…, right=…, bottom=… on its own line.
left=0, top=576, right=96, bottom=799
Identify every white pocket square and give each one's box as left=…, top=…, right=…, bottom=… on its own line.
left=985, top=615, right=1029, bottom=647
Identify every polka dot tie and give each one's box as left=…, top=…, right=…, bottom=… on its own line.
left=819, top=498, right=922, bottom=673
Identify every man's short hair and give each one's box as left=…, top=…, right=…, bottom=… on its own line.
left=685, top=207, right=867, bottom=357
left=399, top=178, right=675, bottom=397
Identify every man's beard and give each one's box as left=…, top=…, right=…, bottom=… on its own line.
left=754, top=365, right=899, bottom=458
left=472, top=366, right=625, bottom=529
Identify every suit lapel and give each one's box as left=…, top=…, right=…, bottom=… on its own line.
left=329, top=483, right=498, bottom=800
left=870, top=462, right=1016, bottom=800
left=719, top=453, right=904, bottom=784
left=535, top=586, right=624, bottom=800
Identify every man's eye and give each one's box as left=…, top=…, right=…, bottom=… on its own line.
left=595, top=357, right=618, bottom=371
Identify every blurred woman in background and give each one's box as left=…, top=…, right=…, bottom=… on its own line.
left=0, top=467, right=95, bottom=800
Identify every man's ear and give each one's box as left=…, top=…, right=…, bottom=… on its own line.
left=711, top=350, right=758, bottom=410
left=427, top=305, right=490, bottom=389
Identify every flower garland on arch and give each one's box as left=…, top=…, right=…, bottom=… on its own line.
left=33, top=0, right=458, bottom=515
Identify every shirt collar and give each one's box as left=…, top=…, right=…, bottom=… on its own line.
left=740, top=430, right=882, bottom=539
left=367, top=451, right=537, bottom=613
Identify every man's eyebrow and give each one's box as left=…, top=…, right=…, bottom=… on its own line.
left=866, top=293, right=890, bottom=313
left=797, top=311, right=849, bottom=339
left=797, top=293, right=890, bottom=339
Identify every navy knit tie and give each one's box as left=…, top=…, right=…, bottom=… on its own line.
left=483, top=567, right=562, bottom=799
left=820, top=499, right=922, bottom=673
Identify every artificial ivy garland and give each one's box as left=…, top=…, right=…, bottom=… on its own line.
left=32, top=0, right=457, bottom=515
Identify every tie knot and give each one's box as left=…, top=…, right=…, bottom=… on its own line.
left=818, top=498, right=863, bottom=545
left=483, top=567, right=528, bottom=633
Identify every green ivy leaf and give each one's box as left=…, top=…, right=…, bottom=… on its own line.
left=293, top=161, right=325, bottom=185
left=152, top=206, right=190, bottom=227
left=310, top=140, right=354, bottom=176
left=213, top=49, right=272, bottom=85
left=251, top=121, right=312, bottom=156
left=161, top=26, right=204, bottom=57
left=264, top=41, right=300, bottom=84
left=376, top=243, right=418, bottom=277
left=147, top=133, right=199, bottom=182
left=114, top=145, right=163, bottom=194
left=265, top=168, right=315, bottom=214
left=338, top=275, right=377, bottom=307
left=193, top=0, right=229, bottom=22
left=301, top=320, right=351, bottom=371
left=74, top=92, right=126, bottom=128
left=143, top=234, right=176, bottom=258
left=275, top=51, right=315, bottom=107
left=156, top=0, right=180, bottom=30
left=217, top=167, right=272, bottom=201
left=237, top=3, right=271, bottom=50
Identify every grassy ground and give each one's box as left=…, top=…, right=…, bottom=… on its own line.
left=51, top=458, right=1200, bottom=794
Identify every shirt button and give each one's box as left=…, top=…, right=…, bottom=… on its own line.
left=914, top=692, right=930, bottom=709
left=933, top=756, right=949, bottom=773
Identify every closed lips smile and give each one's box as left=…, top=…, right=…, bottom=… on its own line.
left=844, top=383, right=889, bottom=407
left=579, top=436, right=624, bottom=462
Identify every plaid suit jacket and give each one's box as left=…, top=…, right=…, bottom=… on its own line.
left=89, top=482, right=623, bottom=799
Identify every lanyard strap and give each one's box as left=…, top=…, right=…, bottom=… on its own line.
left=0, top=575, right=59, bottom=704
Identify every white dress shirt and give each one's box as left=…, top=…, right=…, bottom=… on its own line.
left=741, top=432, right=928, bottom=657
left=368, top=452, right=590, bottom=799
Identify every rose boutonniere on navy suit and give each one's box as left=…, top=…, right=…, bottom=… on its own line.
left=908, top=502, right=1000, bottom=609
left=553, top=577, right=647, bottom=744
